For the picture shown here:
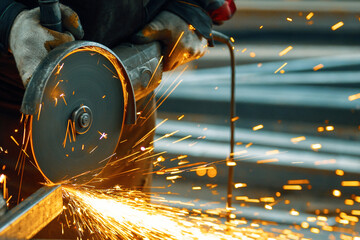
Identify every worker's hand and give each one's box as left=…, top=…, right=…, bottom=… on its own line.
left=133, top=11, right=208, bottom=71
left=9, top=4, right=84, bottom=86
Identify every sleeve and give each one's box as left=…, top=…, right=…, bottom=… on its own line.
left=0, top=0, right=28, bottom=52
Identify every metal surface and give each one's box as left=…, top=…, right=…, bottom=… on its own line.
left=0, top=185, right=62, bottom=239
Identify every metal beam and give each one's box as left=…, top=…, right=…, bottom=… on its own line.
left=0, top=185, right=62, bottom=239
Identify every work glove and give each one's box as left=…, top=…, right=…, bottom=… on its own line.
left=133, top=11, right=208, bottom=71
left=9, top=4, right=84, bottom=86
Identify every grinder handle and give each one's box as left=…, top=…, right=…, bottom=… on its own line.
left=38, top=0, right=62, bottom=32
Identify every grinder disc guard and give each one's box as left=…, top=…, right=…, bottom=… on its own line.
left=28, top=43, right=129, bottom=184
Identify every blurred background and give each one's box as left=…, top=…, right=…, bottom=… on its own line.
left=152, top=0, right=360, bottom=239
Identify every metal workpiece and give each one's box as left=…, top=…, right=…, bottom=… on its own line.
left=0, top=185, right=63, bottom=239
left=112, top=42, right=162, bottom=101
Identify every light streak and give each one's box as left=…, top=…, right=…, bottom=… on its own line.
left=98, top=131, right=108, bottom=140
left=177, top=115, right=184, bottom=120
left=252, top=124, right=263, bottom=131
left=291, top=136, right=306, bottom=143
left=274, top=63, right=287, bottom=74
left=234, top=183, right=247, bottom=188
left=279, top=46, right=293, bottom=56
left=37, top=103, right=42, bottom=121
left=331, top=21, right=344, bottom=31
left=10, top=136, right=19, bottom=146
left=283, top=185, right=302, bottom=190
left=287, top=179, right=309, bottom=184
left=286, top=17, right=293, bottom=22
left=313, top=64, right=324, bottom=71
left=257, top=158, right=278, bottom=164
left=172, top=135, right=192, bottom=144
left=306, top=12, right=314, bottom=20
left=311, top=143, right=322, bottom=150
left=341, top=181, right=360, bottom=187
left=60, top=93, right=67, bottom=105
left=169, top=31, right=184, bottom=57
left=336, top=169, right=344, bottom=176
left=345, top=199, right=354, bottom=205
left=146, top=56, right=164, bottom=89
left=349, top=93, right=360, bottom=101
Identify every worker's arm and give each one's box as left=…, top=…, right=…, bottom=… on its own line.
left=0, top=2, right=84, bottom=86
left=134, top=0, right=236, bottom=71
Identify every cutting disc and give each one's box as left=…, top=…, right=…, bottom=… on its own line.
left=29, top=43, right=128, bottom=184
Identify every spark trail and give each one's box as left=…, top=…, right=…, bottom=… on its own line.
left=62, top=186, right=279, bottom=240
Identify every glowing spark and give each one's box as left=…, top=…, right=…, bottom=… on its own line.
left=336, top=169, right=344, bottom=176
left=172, top=135, right=192, bottom=144
left=345, top=199, right=354, bottom=205
left=326, top=126, right=334, bottom=131
left=265, top=205, right=272, bottom=210
left=283, top=185, right=302, bottom=190
left=313, top=64, right=324, bottom=71
left=274, top=63, right=287, bottom=74
left=332, top=189, right=341, bottom=197
left=188, top=24, right=196, bottom=31
left=166, top=175, right=181, bottom=180
left=279, top=46, right=293, bottom=56
left=177, top=115, right=184, bottom=120
left=245, top=142, right=253, bottom=148
left=260, top=197, right=275, bottom=203
left=287, top=179, right=309, bottom=184
left=252, top=124, right=263, bottom=131
left=98, top=131, right=108, bottom=140
left=55, top=63, right=64, bottom=75
left=341, top=181, right=360, bottom=187
left=352, top=210, right=360, bottom=215
left=286, top=18, right=293, bottom=22
left=60, top=93, right=67, bottom=105
left=290, top=209, right=299, bottom=216
left=250, top=52, right=256, bottom=58
left=310, top=228, right=320, bottom=234
left=231, top=116, right=239, bottom=122
left=306, top=12, right=314, bottom=20
left=259, top=25, right=263, bottom=29
left=311, top=143, right=322, bottom=150
left=301, top=222, right=309, bottom=228
left=266, top=150, right=279, bottom=155
left=331, top=21, right=344, bottom=31
left=147, top=56, right=164, bottom=89
left=102, top=95, right=106, bottom=99
left=348, top=93, right=360, bottom=101
left=169, top=31, right=184, bottom=57
left=257, top=158, right=278, bottom=164
left=192, top=186, right=201, bottom=190
left=234, top=183, right=247, bottom=188
left=37, top=103, right=42, bottom=121
left=10, top=136, right=19, bottom=146
left=226, top=161, right=236, bottom=166
left=89, top=146, right=98, bottom=154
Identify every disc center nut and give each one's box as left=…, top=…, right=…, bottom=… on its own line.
left=72, top=106, right=93, bottom=134
left=79, top=113, right=90, bottom=128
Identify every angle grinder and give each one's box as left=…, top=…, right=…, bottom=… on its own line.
left=21, top=0, right=162, bottom=184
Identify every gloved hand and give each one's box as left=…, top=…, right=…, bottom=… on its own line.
left=9, top=4, right=84, bottom=86
left=133, top=11, right=208, bottom=71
